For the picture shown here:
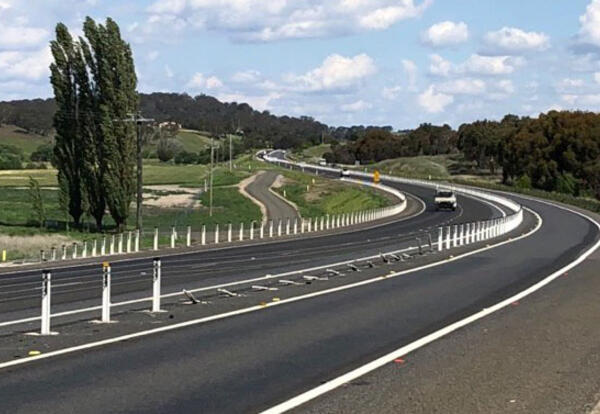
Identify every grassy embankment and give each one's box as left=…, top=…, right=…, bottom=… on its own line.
left=0, top=125, right=51, bottom=157
left=291, top=144, right=331, bottom=163
left=337, top=150, right=600, bottom=214
left=272, top=168, right=394, bottom=218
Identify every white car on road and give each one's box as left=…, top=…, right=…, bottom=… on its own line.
left=434, top=189, right=457, bottom=211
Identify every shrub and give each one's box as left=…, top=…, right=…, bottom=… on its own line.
left=30, top=143, right=53, bottom=162
left=515, top=174, right=532, bottom=189
left=0, top=144, right=24, bottom=170
left=174, top=151, right=199, bottom=164
left=156, top=139, right=182, bottom=162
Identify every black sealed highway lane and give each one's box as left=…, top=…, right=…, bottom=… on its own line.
left=245, top=170, right=300, bottom=222
left=0, top=188, right=597, bottom=413
left=0, top=180, right=500, bottom=321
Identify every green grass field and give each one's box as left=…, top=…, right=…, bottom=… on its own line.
left=0, top=150, right=393, bottom=260
left=143, top=129, right=241, bottom=156
left=274, top=169, right=393, bottom=218
left=0, top=124, right=51, bottom=156
left=297, top=144, right=331, bottom=161
left=0, top=160, right=258, bottom=188
left=363, top=155, right=454, bottom=179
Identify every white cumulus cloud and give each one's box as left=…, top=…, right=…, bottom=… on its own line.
left=421, top=21, right=469, bottom=47
left=0, top=47, right=51, bottom=80
left=577, top=0, right=600, bottom=48
left=484, top=27, right=549, bottom=54
left=418, top=85, right=454, bottom=113
left=144, top=0, right=432, bottom=42
left=232, top=70, right=261, bottom=83
left=0, top=26, right=48, bottom=50
left=556, top=78, right=585, bottom=93
left=186, top=72, right=224, bottom=90
left=429, top=54, right=452, bottom=77
left=285, top=53, right=376, bottom=92
left=359, top=1, right=432, bottom=30
left=382, top=85, right=402, bottom=100
left=436, top=78, right=486, bottom=95
left=461, top=54, right=520, bottom=75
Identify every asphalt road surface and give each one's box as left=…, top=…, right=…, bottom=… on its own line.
left=245, top=170, right=300, bottom=223
left=0, top=172, right=597, bottom=413
left=300, top=204, right=600, bottom=414
left=0, top=178, right=494, bottom=323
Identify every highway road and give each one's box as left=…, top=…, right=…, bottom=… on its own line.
left=244, top=170, right=301, bottom=223
left=0, top=158, right=596, bottom=413
left=0, top=174, right=492, bottom=323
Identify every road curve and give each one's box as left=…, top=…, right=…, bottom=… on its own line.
left=244, top=170, right=300, bottom=223
left=0, top=176, right=494, bottom=322
left=0, top=176, right=597, bottom=413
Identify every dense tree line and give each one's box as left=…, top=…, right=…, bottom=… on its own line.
left=499, top=112, right=599, bottom=196
left=50, top=17, right=138, bottom=231
left=0, top=93, right=330, bottom=150
left=324, top=124, right=458, bottom=165
left=458, top=112, right=600, bottom=197
left=0, top=99, right=56, bottom=135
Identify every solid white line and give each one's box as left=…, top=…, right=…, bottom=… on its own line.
left=0, top=207, right=541, bottom=370
left=260, top=202, right=600, bottom=414
left=0, top=232, right=425, bottom=328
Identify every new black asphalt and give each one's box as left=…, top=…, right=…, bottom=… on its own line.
left=245, top=170, right=300, bottom=222
left=0, top=180, right=493, bottom=322
left=0, top=181, right=596, bottom=413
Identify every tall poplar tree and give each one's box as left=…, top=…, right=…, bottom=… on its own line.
left=74, top=35, right=106, bottom=230
left=82, top=17, right=138, bottom=231
left=50, top=17, right=138, bottom=231
left=49, top=24, right=84, bottom=227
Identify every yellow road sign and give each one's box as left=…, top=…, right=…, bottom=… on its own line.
left=374, top=170, right=380, bottom=183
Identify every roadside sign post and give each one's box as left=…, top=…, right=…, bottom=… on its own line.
left=374, top=170, right=380, bottom=184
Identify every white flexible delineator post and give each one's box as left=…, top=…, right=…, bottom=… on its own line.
left=40, top=270, right=52, bottom=335
left=101, top=262, right=111, bottom=323
left=152, top=258, right=162, bottom=313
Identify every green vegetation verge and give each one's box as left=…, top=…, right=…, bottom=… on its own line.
left=272, top=169, right=394, bottom=218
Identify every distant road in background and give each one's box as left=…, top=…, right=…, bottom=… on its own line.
left=244, top=170, right=301, bottom=223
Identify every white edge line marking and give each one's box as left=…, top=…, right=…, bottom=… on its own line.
left=0, top=195, right=426, bottom=328
left=0, top=193, right=429, bottom=328
left=0, top=206, right=541, bottom=370
left=260, top=202, right=600, bottom=414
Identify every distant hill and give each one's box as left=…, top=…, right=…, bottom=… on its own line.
left=0, top=124, right=51, bottom=156
left=0, top=93, right=330, bottom=150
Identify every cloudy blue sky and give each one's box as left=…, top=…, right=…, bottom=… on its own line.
left=2, top=0, right=600, bottom=128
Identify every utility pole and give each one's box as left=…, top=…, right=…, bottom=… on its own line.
left=209, top=136, right=214, bottom=217
left=229, top=134, right=233, bottom=172
left=118, top=113, right=154, bottom=231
